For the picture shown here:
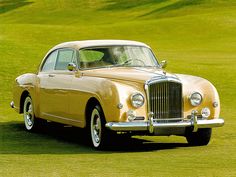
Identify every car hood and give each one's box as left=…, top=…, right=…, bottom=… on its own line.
left=81, top=67, right=178, bottom=83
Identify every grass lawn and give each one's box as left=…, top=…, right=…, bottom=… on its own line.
left=0, top=0, right=236, bottom=176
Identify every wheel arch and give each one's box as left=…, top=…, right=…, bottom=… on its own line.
left=19, top=90, right=30, bottom=114
left=85, top=97, right=104, bottom=128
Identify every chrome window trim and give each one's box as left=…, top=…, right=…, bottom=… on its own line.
left=39, top=47, right=78, bottom=73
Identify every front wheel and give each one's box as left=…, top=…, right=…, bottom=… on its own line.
left=23, top=96, right=36, bottom=131
left=23, top=96, right=44, bottom=131
left=89, top=105, right=108, bottom=149
left=186, top=128, right=212, bottom=146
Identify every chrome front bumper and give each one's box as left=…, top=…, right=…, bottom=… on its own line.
left=105, top=111, right=224, bottom=133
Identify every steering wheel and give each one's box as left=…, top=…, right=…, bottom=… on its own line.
left=124, top=58, right=146, bottom=66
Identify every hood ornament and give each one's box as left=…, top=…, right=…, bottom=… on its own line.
left=161, top=75, right=167, bottom=79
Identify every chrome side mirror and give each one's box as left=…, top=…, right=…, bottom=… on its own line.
left=160, top=60, right=167, bottom=69
left=67, top=62, right=77, bottom=71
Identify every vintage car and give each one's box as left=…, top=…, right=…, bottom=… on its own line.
left=11, top=40, right=224, bottom=149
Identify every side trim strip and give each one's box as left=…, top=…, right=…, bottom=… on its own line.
left=42, top=112, right=82, bottom=123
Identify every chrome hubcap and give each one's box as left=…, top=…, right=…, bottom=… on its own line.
left=91, top=108, right=102, bottom=147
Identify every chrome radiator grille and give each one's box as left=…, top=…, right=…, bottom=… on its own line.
left=149, top=81, right=182, bottom=121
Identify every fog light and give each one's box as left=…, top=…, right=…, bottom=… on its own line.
left=201, top=107, right=210, bottom=118
left=127, top=110, right=136, bottom=121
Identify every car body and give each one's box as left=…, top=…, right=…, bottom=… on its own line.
left=11, top=40, right=224, bottom=149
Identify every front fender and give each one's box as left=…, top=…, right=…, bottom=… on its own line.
left=100, top=80, right=147, bottom=122
left=177, top=74, right=220, bottom=119
left=13, top=73, right=38, bottom=113
left=74, top=77, right=147, bottom=123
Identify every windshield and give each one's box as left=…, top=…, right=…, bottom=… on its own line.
left=79, top=46, right=159, bottom=69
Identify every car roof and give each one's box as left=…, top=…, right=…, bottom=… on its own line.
left=51, top=40, right=150, bottom=51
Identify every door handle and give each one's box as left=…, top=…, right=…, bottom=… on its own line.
left=48, top=74, right=55, bottom=77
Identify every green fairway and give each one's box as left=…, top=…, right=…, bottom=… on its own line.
left=0, top=0, right=236, bottom=176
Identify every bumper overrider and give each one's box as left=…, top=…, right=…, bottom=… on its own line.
left=10, top=101, right=15, bottom=108
left=105, top=110, right=224, bottom=133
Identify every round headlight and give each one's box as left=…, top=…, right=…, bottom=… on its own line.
left=131, top=93, right=144, bottom=108
left=189, top=92, right=202, bottom=106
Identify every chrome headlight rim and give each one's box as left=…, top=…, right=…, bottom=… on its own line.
left=130, top=92, right=145, bottom=108
left=189, top=92, right=203, bottom=107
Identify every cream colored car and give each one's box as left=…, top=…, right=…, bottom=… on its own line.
left=11, top=40, right=224, bottom=149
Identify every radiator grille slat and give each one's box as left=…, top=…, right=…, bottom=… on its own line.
left=149, top=81, right=182, bottom=122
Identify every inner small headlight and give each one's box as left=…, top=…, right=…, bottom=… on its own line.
left=189, top=92, right=202, bottom=106
left=131, top=93, right=144, bottom=108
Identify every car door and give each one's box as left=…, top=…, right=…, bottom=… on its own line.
left=38, top=48, right=76, bottom=122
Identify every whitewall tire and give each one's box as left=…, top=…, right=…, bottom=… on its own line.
left=89, top=105, right=107, bottom=149
left=23, top=96, right=36, bottom=131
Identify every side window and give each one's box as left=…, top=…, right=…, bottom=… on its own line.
left=55, top=49, right=74, bottom=70
left=41, top=50, right=58, bottom=72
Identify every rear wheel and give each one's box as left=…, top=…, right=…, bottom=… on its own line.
left=186, top=128, right=212, bottom=146
left=89, top=104, right=108, bottom=149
